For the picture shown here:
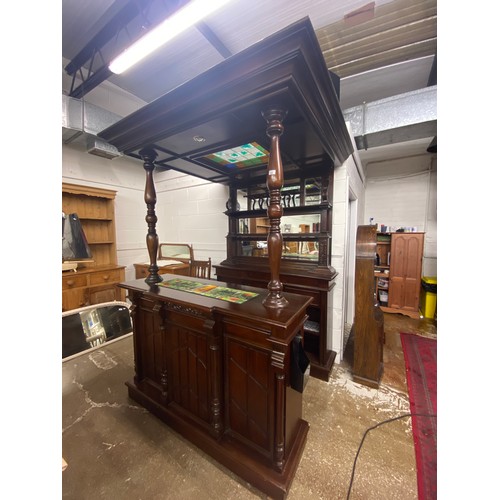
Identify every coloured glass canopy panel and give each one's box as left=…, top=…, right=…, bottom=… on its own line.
left=205, top=142, right=269, bottom=169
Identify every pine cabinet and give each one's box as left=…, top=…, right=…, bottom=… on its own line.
left=375, top=232, right=424, bottom=318
left=62, top=183, right=125, bottom=311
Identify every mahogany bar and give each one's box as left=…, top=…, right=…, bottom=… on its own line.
left=120, top=276, right=311, bottom=499
left=98, top=17, right=353, bottom=499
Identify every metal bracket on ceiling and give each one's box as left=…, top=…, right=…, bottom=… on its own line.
left=196, top=21, right=232, bottom=59
left=64, top=0, right=189, bottom=99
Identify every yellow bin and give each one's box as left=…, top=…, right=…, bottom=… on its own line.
left=420, top=276, right=437, bottom=319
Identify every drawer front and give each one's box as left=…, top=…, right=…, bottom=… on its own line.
left=62, top=274, right=88, bottom=290
left=89, top=269, right=123, bottom=286
left=170, top=265, right=190, bottom=276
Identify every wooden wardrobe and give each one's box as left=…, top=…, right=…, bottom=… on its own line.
left=375, top=232, right=425, bottom=319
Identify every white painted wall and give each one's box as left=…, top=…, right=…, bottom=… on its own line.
left=63, top=142, right=150, bottom=281
left=154, top=169, right=228, bottom=273
left=330, top=125, right=366, bottom=361
left=62, top=142, right=228, bottom=282
left=364, top=154, right=437, bottom=276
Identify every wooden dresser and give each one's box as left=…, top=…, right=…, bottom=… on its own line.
left=62, top=183, right=125, bottom=311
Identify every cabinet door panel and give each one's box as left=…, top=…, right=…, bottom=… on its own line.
left=88, top=285, right=119, bottom=305
left=135, top=299, right=165, bottom=387
left=402, top=278, right=420, bottom=311
left=167, top=323, right=211, bottom=423
left=226, top=338, right=272, bottom=455
left=388, top=233, right=424, bottom=312
left=62, top=289, right=89, bottom=311
left=404, top=236, right=423, bottom=280
left=388, top=276, right=404, bottom=309
left=389, top=236, right=407, bottom=279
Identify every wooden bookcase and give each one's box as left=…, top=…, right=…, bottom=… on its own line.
left=62, top=183, right=125, bottom=311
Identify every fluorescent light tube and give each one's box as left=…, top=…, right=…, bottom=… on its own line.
left=109, top=0, right=233, bottom=74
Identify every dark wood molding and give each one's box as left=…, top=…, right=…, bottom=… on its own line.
left=98, top=18, right=353, bottom=183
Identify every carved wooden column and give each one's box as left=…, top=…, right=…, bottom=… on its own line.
left=262, top=108, right=288, bottom=309
left=207, top=318, right=223, bottom=439
left=274, top=372, right=286, bottom=471
left=139, top=147, right=162, bottom=285
left=129, top=293, right=141, bottom=386
left=269, top=339, right=287, bottom=472
left=158, top=303, right=168, bottom=402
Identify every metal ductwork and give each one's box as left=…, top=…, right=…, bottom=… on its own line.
left=343, top=86, right=437, bottom=151
left=62, top=94, right=123, bottom=159
left=63, top=85, right=436, bottom=161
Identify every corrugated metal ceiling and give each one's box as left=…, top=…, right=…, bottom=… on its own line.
left=61, top=0, right=437, bottom=167
left=317, top=0, right=436, bottom=78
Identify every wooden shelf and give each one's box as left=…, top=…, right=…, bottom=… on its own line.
left=216, top=170, right=337, bottom=381
left=62, top=183, right=125, bottom=311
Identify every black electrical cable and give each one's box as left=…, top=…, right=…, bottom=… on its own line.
left=346, top=413, right=437, bottom=500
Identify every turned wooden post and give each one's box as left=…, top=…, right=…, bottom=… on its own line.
left=139, top=147, right=163, bottom=285
left=262, top=108, right=288, bottom=309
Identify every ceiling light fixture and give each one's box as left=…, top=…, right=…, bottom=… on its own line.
left=109, top=0, right=233, bottom=75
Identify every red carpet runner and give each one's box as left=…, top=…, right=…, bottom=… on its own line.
left=400, top=333, right=437, bottom=500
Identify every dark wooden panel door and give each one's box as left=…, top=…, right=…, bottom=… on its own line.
left=134, top=296, right=166, bottom=393
left=225, top=337, right=273, bottom=457
left=165, top=320, right=211, bottom=424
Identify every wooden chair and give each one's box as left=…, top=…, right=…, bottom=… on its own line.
left=190, top=258, right=212, bottom=279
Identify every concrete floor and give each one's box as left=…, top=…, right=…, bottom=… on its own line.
left=62, top=313, right=436, bottom=499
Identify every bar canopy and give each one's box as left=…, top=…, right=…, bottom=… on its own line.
left=98, top=17, right=353, bottom=184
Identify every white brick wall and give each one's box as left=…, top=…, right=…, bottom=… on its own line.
left=62, top=142, right=228, bottom=281
left=364, top=154, right=437, bottom=276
